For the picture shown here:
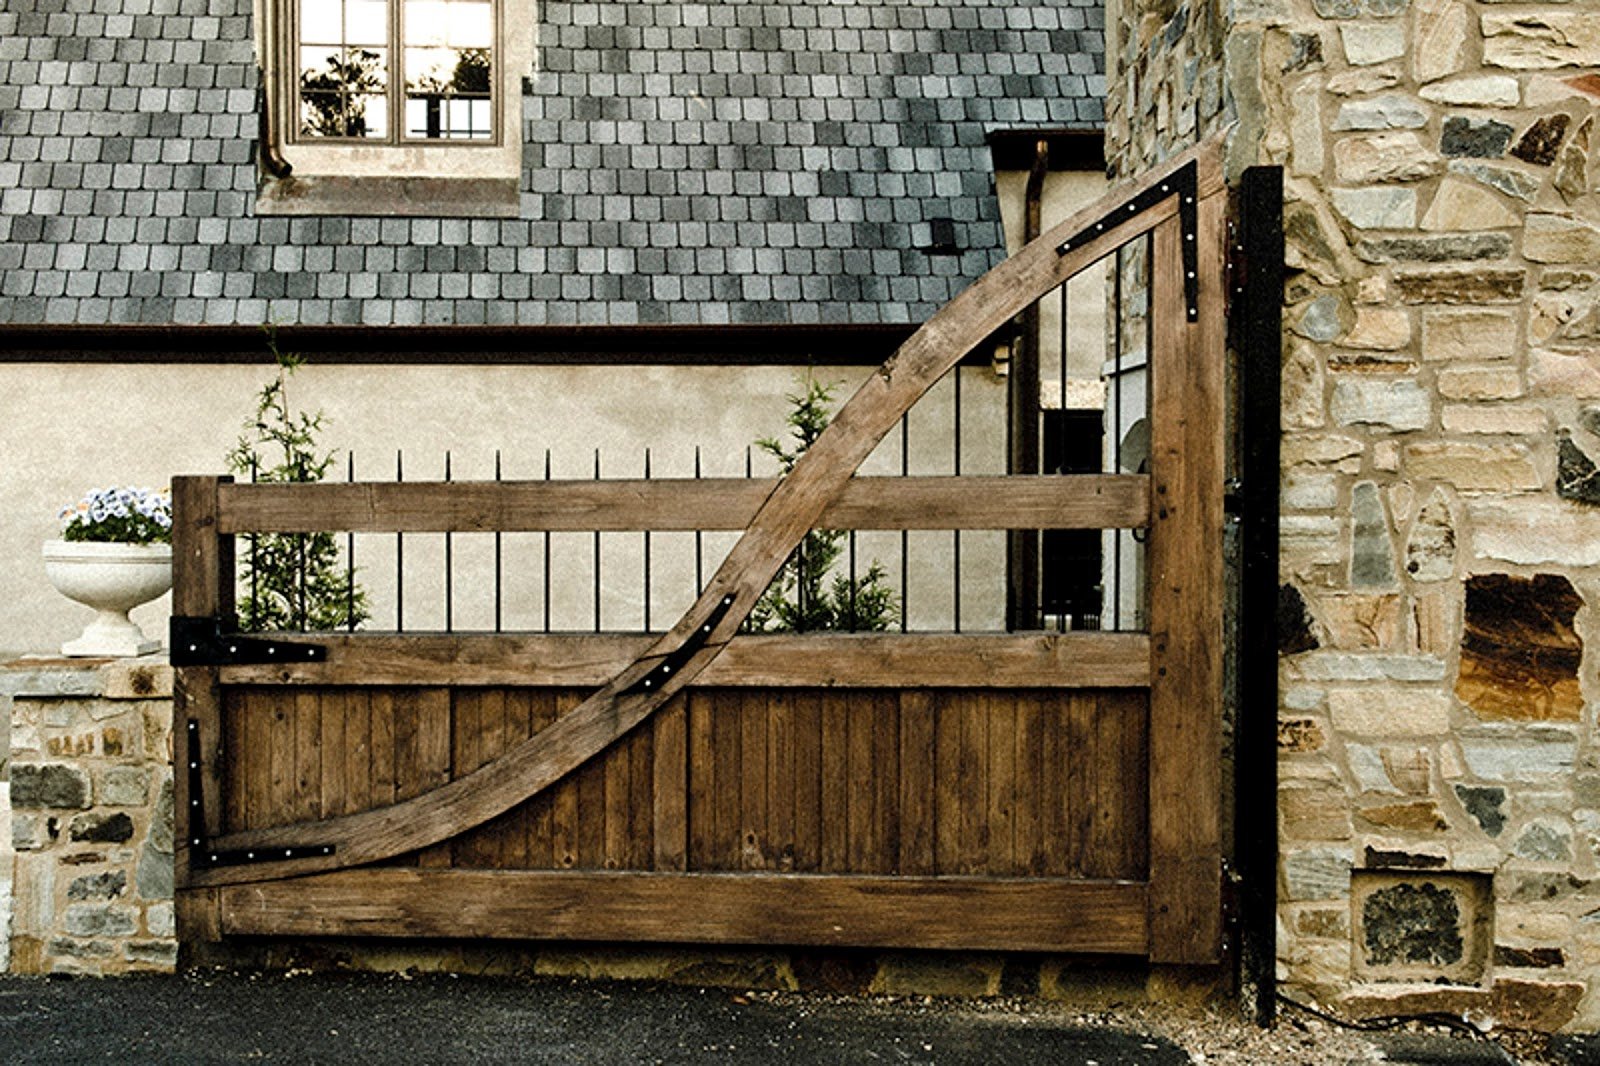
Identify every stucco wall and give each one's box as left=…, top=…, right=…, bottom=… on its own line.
left=1110, top=0, right=1600, bottom=1034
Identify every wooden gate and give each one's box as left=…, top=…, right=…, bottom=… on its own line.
left=174, top=143, right=1226, bottom=964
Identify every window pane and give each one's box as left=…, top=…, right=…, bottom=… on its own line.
left=299, top=46, right=388, bottom=138
left=344, top=0, right=388, bottom=46
left=403, top=0, right=491, bottom=49
left=356, top=93, right=389, bottom=138
left=299, top=0, right=341, bottom=44
left=403, top=0, right=449, bottom=47
left=449, top=0, right=492, bottom=48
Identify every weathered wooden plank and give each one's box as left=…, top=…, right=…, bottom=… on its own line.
left=342, top=690, right=371, bottom=817
left=171, top=475, right=231, bottom=893
left=627, top=709, right=654, bottom=870
left=1145, top=189, right=1225, bottom=963
left=222, top=632, right=1151, bottom=690
left=897, top=690, right=936, bottom=876
left=368, top=690, right=397, bottom=808
left=819, top=691, right=849, bottom=873
left=604, top=709, right=632, bottom=870
left=187, top=143, right=1221, bottom=886
left=767, top=689, right=795, bottom=872
left=871, top=691, right=900, bottom=875
left=219, top=869, right=1150, bottom=954
left=791, top=690, right=822, bottom=873
left=652, top=694, right=688, bottom=871
left=686, top=690, right=714, bottom=873
left=500, top=689, right=535, bottom=869
left=221, top=692, right=248, bottom=835
left=710, top=689, right=743, bottom=871
left=522, top=689, right=559, bottom=870
left=986, top=692, right=1017, bottom=877
left=217, top=475, right=1149, bottom=534
left=1013, top=692, right=1045, bottom=876
left=319, top=690, right=348, bottom=820
left=736, top=690, right=767, bottom=869
left=1038, top=692, right=1070, bottom=878
left=293, top=690, right=322, bottom=824
left=933, top=691, right=961, bottom=876
left=550, top=691, right=582, bottom=870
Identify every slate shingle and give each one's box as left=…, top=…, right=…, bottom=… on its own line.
left=1, top=0, right=1102, bottom=329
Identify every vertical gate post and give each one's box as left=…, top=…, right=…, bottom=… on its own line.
left=1145, top=181, right=1227, bottom=964
left=171, top=475, right=233, bottom=944
left=1232, top=166, right=1284, bottom=1024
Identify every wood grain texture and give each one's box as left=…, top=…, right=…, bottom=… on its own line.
left=218, top=869, right=1150, bottom=954
left=221, top=632, right=1151, bottom=690
left=187, top=142, right=1222, bottom=889
left=218, top=475, right=1148, bottom=534
left=1144, top=189, right=1226, bottom=964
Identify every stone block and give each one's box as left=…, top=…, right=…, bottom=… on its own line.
left=1411, top=590, right=1458, bottom=655
left=1334, top=95, right=1429, bottom=131
left=1459, top=729, right=1577, bottom=783
left=125, top=940, right=178, bottom=969
left=1279, top=718, right=1328, bottom=753
left=1448, top=161, right=1540, bottom=202
left=63, top=903, right=138, bottom=938
left=1281, top=515, right=1344, bottom=566
left=1288, top=653, right=1447, bottom=683
left=1402, top=441, right=1541, bottom=491
left=146, top=901, right=175, bottom=938
left=66, top=870, right=127, bottom=902
left=1471, top=497, right=1600, bottom=564
left=1419, top=76, right=1520, bottom=108
left=1511, top=114, right=1572, bottom=166
left=1294, top=906, right=1352, bottom=940
left=1421, top=179, right=1520, bottom=231
left=1436, top=366, right=1523, bottom=401
left=1531, top=349, right=1600, bottom=398
left=1341, top=23, right=1406, bottom=65
left=1354, top=872, right=1489, bottom=981
left=1525, top=213, right=1600, bottom=264
left=100, top=661, right=172, bottom=700
left=871, top=953, right=1001, bottom=997
left=1440, top=404, right=1547, bottom=435
left=137, top=840, right=174, bottom=901
left=1283, top=341, right=1328, bottom=429
left=67, top=812, right=134, bottom=844
left=1514, top=821, right=1573, bottom=862
left=1284, top=847, right=1352, bottom=901
left=1347, top=743, right=1403, bottom=793
left=1283, top=470, right=1339, bottom=511
left=100, top=766, right=149, bottom=807
left=1283, top=786, right=1355, bottom=840
left=1441, top=116, right=1514, bottom=158
left=1313, top=594, right=1403, bottom=650
left=1332, top=187, right=1418, bottom=231
left=1413, top=0, right=1468, bottom=81
left=1484, top=13, right=1600, bottom=71
left=1454, top=785, right=1508, bottom=837
left=1334, top=132, right=1439, bottom=184
left=1331, top=378, right=1430, bottom=430
left=1329, top=689, right=1451, bottom=736
left=1358, top=800, right=1450, bottom=831
left=9, top=764, right=91, bottom=810
left=1283, top=434, right=1364, bottom=468
left=1456, top=573, right=1582, bottom=722
left=1295, top=293, right=1348, bottom=342
left=1356, top=233, right=1513, bottom=263
left=1395, top=268, right=1525, bottom=304
left=1342, top=308, right=1412, bottom=349
left=1380, top=747, right=1433, bottom=795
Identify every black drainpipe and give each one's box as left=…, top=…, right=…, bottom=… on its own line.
left=1232, top=165, right=1284, bottom=1027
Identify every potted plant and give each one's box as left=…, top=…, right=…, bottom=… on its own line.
left=43, top=486, right=173, bottom=657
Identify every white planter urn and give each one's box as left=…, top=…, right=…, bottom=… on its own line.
left=42, top=539, right=173, bottom=657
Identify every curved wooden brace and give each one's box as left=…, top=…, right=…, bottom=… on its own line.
left=189, top=139, right=1223, bottom=887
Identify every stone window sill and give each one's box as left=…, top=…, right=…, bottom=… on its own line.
left=256, top=175, right=520, bottom=218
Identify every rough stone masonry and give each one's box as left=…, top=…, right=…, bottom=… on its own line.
left=1109, top=0, right=1600, bottom=1034
left=5, top=658, right=175, bottom=975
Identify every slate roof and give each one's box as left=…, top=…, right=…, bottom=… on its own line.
left=0, top=0, right=1104, bottom=329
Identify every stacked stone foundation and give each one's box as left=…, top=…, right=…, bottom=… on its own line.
left=5, top=658, right=176, bottom=975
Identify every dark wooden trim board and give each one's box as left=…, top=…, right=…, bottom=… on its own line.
left=213, top=869, right=1150, bottom=953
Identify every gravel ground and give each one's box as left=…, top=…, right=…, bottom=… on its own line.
left=0, top=971, right=1588, bottom=1065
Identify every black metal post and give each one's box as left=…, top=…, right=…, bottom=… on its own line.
left=1233, top=165, right=1284, bottom=1028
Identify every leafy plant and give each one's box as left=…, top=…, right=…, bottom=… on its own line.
left=57, top=487, right=172, bottom=544
left=747, top=375, right=898, bottom=633
left=300, top=49, right=385, bottom=138
left=226, top=339, right=368, bottom=632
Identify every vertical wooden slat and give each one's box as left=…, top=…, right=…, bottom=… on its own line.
left=959, top=692, right=989, bottom=875
left=172, top=474, right=230, bottom=896
left=652, top=693, right=688, bottom=871
left=739, top=688, right=768, bottom=869
left=897, top=690, right=937, bottom=876
left=819, top=691, right=849, bottom=873
left=399, top=689, right=453, bottom=867
left=368, top=689, right=397, bottom=808
left=293, top=690, right=322, bottom=823
left=221, top=692, right=248, bottom=834
left=1038, top=692, right=1069, bottom=878
left=710, top=689, right=743, bottom=871
left=844, top=694, right=874, bottom=872
left=1066, top=691, right=1094, bottom=879
left=604, top=707, right=633, bottom=870
left=686, top=690, right=714, bottom=871
left=628, top=712, right=655, bottom=869
left=342, top=690, right=371, bottom=817
left=1013, top=691, right=1044, bottom=875
left=523, top=689, right=558, bottom=870
left=933, top=691, right=961, bottom=875
left=871, top=691, right=900, bottom=875
left=986, top=691, right=1016, bottom=876
left=266, top=698, right=294, bottom=829
left=501, top=689, right=534, bottom=869
left=791, top=689, right=822, bottom=873
left=767, top=689, right=795, bottom=871
left=551, top=690, right=582, bottom=869
left=576, top=727, right=608, bottom=870
left=449, top=689, right=486, bottom=867
left=1146, top=195, right=1225, bottom=962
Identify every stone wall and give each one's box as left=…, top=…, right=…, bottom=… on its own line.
left=1109, top=0, right=1600, bottom=1035
left=6, top=658, right=176, bottom=975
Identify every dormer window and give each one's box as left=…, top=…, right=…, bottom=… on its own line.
left=294, top=0, right=495, bottom=144
left=256, top=0, right=530, bottom=216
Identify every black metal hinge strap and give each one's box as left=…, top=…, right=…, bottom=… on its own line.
left=623, top=594, right=735, bottom=697
left=1056, top=159, right=1200, bottom=321
left=185, top=719, right=335, bottom=869
left=170, top=615, right=327, bottom=667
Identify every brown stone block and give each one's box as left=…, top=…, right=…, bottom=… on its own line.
left=1411, top=591, right=1459, bottom=655
left=1283, top=787, right=1355, bottom=841
left=1279, top=718, right=1328, bottom=753
left=1380, top=747, right=1433, bottom=795
left=1311, top=594, right=1403, bottom=650
left=1455, top=574, right=1583, bottom=722
left=1358, top=800, right=1450, bottom=831
left=1491, top=978, right=1585, bottom=1031
left=1396, top=269, right=1526, bottom=305
left=1295, top=906, right=1352, bottom=940
left=101, top=662, right=173, bottom=700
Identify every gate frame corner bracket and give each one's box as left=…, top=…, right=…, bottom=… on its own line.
left=170, top=614, right=327, bottom=667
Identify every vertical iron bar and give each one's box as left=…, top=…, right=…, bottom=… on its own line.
left=1112, top=246, right=1123, bottom=633
left=543, top=449, right=551, bottom=634
left=1059, top=282, right=1069, bottom=633
left=395, top=449, right=404, bottom=633
left=346, top=451, right=355, bottom=632
left=593, top=448, right=602, bottom=634
left=848, top=531, right=857, bottom=633
left=694, top=446, right=704, bottom=596
left=952, top=365, right=961, bottom=633
left=443, top=450, right=453, bottom=634
left=899, top=412, right=908, bottom=633
left=493, top=449, right=502, bottom=633
left=1236, top=166, right=1285, bottom=1027
left=643, top=448, right=652, bottom=633
left=248, top=455, right=258, bottom=629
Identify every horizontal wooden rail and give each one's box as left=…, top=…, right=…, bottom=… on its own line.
left=219, top=631, right=1151, bottom=688
left=208, top=869, right=1149, bottom=953
left=215, top=475, right=1149, bottom=534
